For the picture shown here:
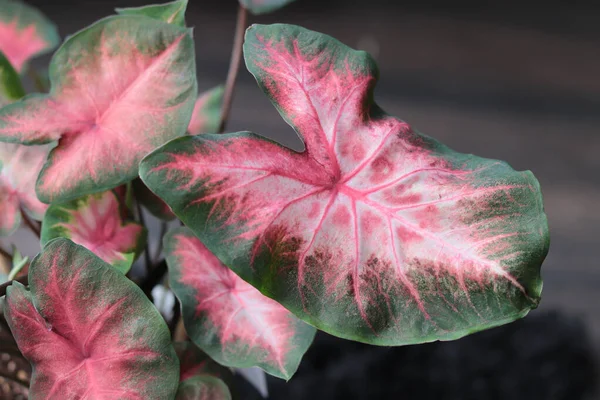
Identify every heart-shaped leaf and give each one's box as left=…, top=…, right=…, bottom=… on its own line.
left=3, top=238, right=180, bottom=398
left=188, top=86, right=224, bottom=135
left=41, top=191, right=146, bottom=273
left=0, top=0, right=59, bottom=73
left=0, top=142, right=51, bottom=236
left=0, top=14, right=197, bottom=204
left=165, top=227, right=316, bottom=380
left=239, top=0, right=296, bottom=15
left=116, top=0, right=188, bottom=27
left=141, top=24, right=549, bottom=345
left=0, top=51, right=25, bottom=101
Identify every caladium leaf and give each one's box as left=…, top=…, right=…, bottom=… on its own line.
left=0, top=0, right=59, bottom=73
left=177, top=376, right=232, bottom=400
left=41, top=191, right=146, bottom=274
left=0, top=142, right=51, bottom=236
left=0, top=14, right=197, bottom=204
left=0, top=51, right=25, bottom=101
left=116, top=0, right=188, bottom=27
left=141, top=24, right=550, bottom=345
left=175, top=341, right=235, bottom=382
left=165, top=227, right=316, bottom=380
left=188, top=86, right=224, bottom=135
left=3, top=238, right=180, bottom=398
left=239, top=0, right=296, bottom=15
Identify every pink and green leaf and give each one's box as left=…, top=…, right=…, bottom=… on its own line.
left=140, top=24, right=550, bottom=345
left=3, top=238, right=180, bottom=398
left=0, top=51, right=25, bottom=101
left=41, top=191, right=146, bottom=274
left=165, top=227, right=316, bottom=380
left=116, top=0, right=188, bottom=27
left=239, top=0, right=296, bottom=15
left=0, top=14, right=197, bottom=204
left=0, top=141, right=51, bottom=235
left=176, top=376, right=232, bottom=400
left=188, top=86, right=224, bottom=135
left=0, top=0, right=59, bottom=73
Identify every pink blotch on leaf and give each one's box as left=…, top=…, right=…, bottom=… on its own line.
left=59, top=192, right=142, bottom=265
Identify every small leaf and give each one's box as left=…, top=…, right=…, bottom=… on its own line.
left=7, top=246, right=27, bottom=280
left=116, top=0, right=188, bottom=27
left=0, top=51, right=25, bottom=101
left=3, top=238, right=180, bottom=398
left=239, top=0, right=296, bottom=15
left=188, top=86, right=224, bottom=135
left=0, top=142, right=51, bottom=236
left=0, top=14, right=197, bottom=204
left=176, top=376, right=232, bottom=400
left=140, top=24, right=549, bottom=345
left=175, top=341, right=234, bottom=382
left=0, top=0, right=59, bottom=72
left=165, top=227, right=316, bottom=380
left=41, top=191, right=146, bottom=274
left=133, top=178, right=176, bottom=221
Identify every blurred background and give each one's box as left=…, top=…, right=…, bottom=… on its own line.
left=8, top=0, right=600, bottom=398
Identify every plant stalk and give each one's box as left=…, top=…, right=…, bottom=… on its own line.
left=20, top=209, right=40, bottom=238
left=218, top=4, right=248, bottom=133
left=135, top=199, right=152, bottom=272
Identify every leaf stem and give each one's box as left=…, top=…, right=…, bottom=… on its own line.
left=0, top=275, right=28, bottom=297
left=20, top=209, right=40, bottom=239
left=218, top=4, right=248, bottom=133
left=135, top=199, right=152, bottom=272
left=153, top=222, right=168, bottom=262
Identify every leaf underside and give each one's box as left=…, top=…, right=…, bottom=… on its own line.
left=141, top=24, right=549, bottom=346
left=41, top=190, right=146, bottom=273
left=0, top=14, right=197, bottom=204
left=165, top=227, right=316, bottom=380
left=3, top=238, right=179, bottom=399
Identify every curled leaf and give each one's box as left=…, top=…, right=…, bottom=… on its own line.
left=0, top=0, right=59, bottom=72
left=188, top=86, right=224, bottom=135
left=0, top=14, right=197, bottom=203
left=3, top=238, right=180, bottom=399
left=0, top=142, right=51, bottom=236
left=141, top=24, right=549, bottom=345
left=116, top=0, right=188, bottom=27
left=239, top=0, right=296, bottom=15
left=41, top=191, right=146, bottom=274
left=165, top=227, right=316, bottom=380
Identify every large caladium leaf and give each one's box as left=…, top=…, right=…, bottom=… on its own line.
left=0, top=14, right=197, bottom=204
left=41, top=191, right=146, bottom=273
left=239, top=0, right=296, bottom=15
left=165, top=228, right=316, bottom=379
left=0, top=0, right=59, bottom=73
left=3, top=238, right=179, bottom=398
left=0, top=142, right=51, bottom=235
left=116, top=0, right=188, bottom=27
left=141, top=24, right=549, bottom=345
left=188, top=86, right=224, bottom=135
left=175, top=341, right=233, bottom=400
